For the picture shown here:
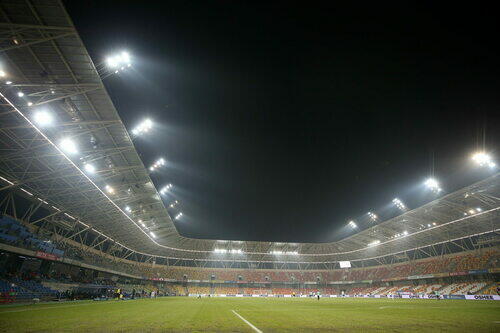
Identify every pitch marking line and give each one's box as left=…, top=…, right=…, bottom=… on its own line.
left=231, top=310, right=263, bottom=333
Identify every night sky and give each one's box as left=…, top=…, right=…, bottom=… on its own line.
left=65, top=1, right=499, bottom=243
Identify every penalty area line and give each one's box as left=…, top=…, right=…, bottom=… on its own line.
left=231, top=309, right=263, bottom=333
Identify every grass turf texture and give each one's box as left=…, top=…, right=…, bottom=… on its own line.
left=0, top=297, right=499, bottom=332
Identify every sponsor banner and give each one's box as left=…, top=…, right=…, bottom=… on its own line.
left=432, top=272, right=449, bottom=278
left=489, top=268, right=500, bottom=274
left=360, top=280, right=373, bottom=284
left=468, top=269, right=489, bottom=275
left=187, top=294, right=500, bottom=300
left=329, top=281, right=355, bottom=284
left=407, top=274, right=434, bottom=280
left=35, top=251, right=59, bottom=261
left=449, top=271, right=468, bottom=276
left=444, top=295, right=465, bottom=300
left=466, top=295, right=500, bottom=301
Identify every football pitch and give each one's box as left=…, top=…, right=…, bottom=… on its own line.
left=0, top=297, right=499, bottom=332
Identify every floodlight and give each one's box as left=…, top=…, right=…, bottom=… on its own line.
left=424, top=178, right=442, bottom=193
left=175, top=212, right=183, bottom=220
left=84, top=163, right=96, bottom=174
left=150, top=158, right=166, bottom=172
left=368, top=240, right=380, bottom=247
left=160, top=183, right=173, bottom=195
left=106, top=51, right=132, bottom=71
left=472, top=152, right=496, bottom=168
left=131, top=118, right=153, bottom=136
left=17, top=91, right=24, bottom=97
left=0, top=70, right=5, bottom=77
left=105, top=185, right=115, bottom=194
left=6, top=81, right=12, bottom=85
left=107, top=57, right=118, bottom=68
left=125, top=206, right=131, bottom=212
left=149, top=232, right=156, bottom=238
left=27, top=102, right=33, bottom=106
left=392, top=198, right=406, bottom=210
left=33, top=110, right=53, bottom=126
left=59, top=138, right=77, bottom=154
left=403, top=231, right=408, bottom=236
left=348, top=220, right=357, bottom=228
left=367, top=212, right=377, bottom=221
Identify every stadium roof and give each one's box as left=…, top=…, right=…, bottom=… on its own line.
left=0, top=0, right=499, bottom=264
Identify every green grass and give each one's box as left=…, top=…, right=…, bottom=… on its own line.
left=0, top=297, right=499, bottom=332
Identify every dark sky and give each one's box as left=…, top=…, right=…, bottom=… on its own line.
left=65, top=1, right=499, bottom=243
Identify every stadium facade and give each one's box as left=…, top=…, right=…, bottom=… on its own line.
left=0, top=0, right=499, bottom=301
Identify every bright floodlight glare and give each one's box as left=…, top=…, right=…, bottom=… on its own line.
left=6, top=80, right=12, bottom=85
left=125, top=206, right=131, bottom=212
left=392, top=198, right=406, bottom=210
left=84, top=163, right=96, bottom=174
left=107, top=57, right=118, bottom=68
left=105, top=185, right=114, bottom=194
left=131, top=118, right=153, bottom=136
left=472, top=152, right=496, bottom=168
left=368, top=240, right=380, bottom=247
left=0, top=70, right=5, bottom=77
left=149, top=232, right=156, bottom=238
left=160, top=183, right=173, bottom=195
left=150, top=157, right=166, bottom=172
left=17, top=91, right=24, bottom=97
left=106, top=51, right=131, bottom=71
left=367, top=212, right=377, bottom=221
left=59, top=138, right=77, bottom=154
left=33, top=110, right=53, bottom=126
left=121, top=51, right=130, bottom=63
left=424, top=178, right=442, bottom=193
left=348, top=220, right=357, bottom=228
left=175, top=212, right=183, bottom=220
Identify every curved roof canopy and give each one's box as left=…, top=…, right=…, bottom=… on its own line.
left=0, top=0, right=499, bottom=264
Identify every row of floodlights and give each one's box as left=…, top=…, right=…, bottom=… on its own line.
left=214, top=249, right=243, bottom=254
left=213, top=249, right=299, bottom=255
left=392, top=198, right=406, bottom=210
